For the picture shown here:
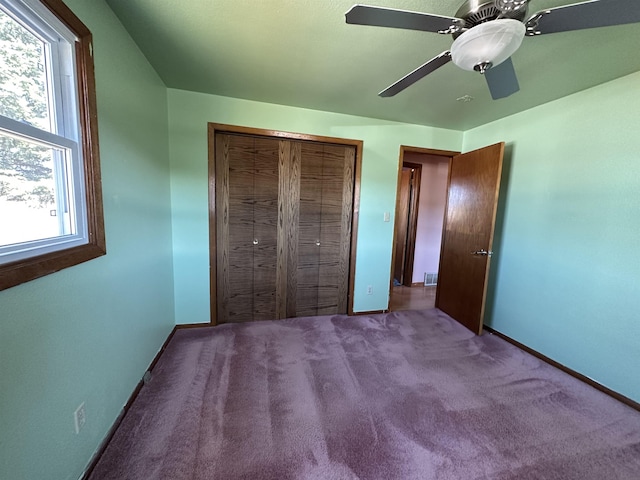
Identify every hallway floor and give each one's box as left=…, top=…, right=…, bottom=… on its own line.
left=389, top=285, right=436, bottom=311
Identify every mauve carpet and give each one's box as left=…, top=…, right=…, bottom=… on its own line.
left=89, top=310, right=640, bottom=479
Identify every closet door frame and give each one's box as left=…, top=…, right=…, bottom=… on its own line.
left=208, top=123, right=363, bottom=325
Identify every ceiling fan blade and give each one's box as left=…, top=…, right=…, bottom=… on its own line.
left=526, top=0, right=640, bottom=35
left=379, top=51, right=452, bottom=97
left=346, top=5, right=464, bottom=34
left=484, top=57, right=520, bottom=100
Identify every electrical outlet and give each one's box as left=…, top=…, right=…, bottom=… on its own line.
left=74, top=402, right=86, bottom=434
left=367, top=285, right=373, bottom=295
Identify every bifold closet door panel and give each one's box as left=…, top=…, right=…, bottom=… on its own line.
left=282, top=141, right=301, bottom=320
left=296, top=143, right=355, bottom=317
left=216, top=133, right=279, bottom=323
left=252, top=137, right=279, bottom=320
left=318, top=145, right=354, bottom=315
left=296, top=143, right=323, bottom=317
left=216, top=134, right=253, bottom=322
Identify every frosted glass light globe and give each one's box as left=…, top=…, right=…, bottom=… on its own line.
left=451, top=19, right=525, bottom=72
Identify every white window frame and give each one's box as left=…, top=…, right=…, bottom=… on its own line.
left=0, top=0, right=105, bottom=290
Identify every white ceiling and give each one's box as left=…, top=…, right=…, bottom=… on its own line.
left=105, top=0, right=640, bottom=130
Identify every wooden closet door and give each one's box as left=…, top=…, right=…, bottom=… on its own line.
left=216, top=133, right=279, bottom=323
left=296, top=142, right=354, bottom=317
left=296, top=143, right=323, bottom=316
left=252, top=137, right=280, bottom=320
left=318, top=144, right=354, bottom=315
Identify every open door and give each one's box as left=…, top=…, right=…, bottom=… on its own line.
left=392, top=163, right=421, bottom=286
left=435, top=142, right=504, bottom=335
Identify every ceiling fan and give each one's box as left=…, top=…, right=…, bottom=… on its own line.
left=345, top=0, right=640, bottom=99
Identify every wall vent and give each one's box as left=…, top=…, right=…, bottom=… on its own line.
left=424, top=272, right=438, bottom=286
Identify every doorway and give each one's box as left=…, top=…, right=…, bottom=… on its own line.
left=389, top=147, right=457, bottom=312
left=389, top=143, right=506, bottom=337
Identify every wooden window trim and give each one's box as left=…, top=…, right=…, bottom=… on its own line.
left=0, top=0, right=105, bottom=291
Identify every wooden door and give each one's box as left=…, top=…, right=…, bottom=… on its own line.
left=296, top=142, right=354, bottom=317
left=435, top=142, right=504, bottom=335
left=402, top=164, right=421, bottom=287
left=393, top=168, right=411, bottom=284
left=296, top=142, right=323, bottom=316
left=214, top=130, right=357, bottom=324
left=318, top=144, right=354, bottom=315
left=392, top=163, right=422, bottom=287
left=216, top=134, right=279, bottom=323
left=252, top=137, right=280, bottom=319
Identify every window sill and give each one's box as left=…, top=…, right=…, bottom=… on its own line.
left=0, top=240, right=106, bottom=291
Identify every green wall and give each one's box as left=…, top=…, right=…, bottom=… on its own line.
left=463, top=71, right=640, bottom=402
left=2, top=2, right=640, bottom=478
left=167, top=89, right=463, bottom=324
left=0, top=1, right=175, bottom=479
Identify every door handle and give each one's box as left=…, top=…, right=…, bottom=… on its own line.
left=471, top=249, right=492, bottom=256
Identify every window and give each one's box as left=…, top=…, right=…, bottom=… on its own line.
left=0, top=0, right=104, bottom=290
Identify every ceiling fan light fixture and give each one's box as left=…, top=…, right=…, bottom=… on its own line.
left=495, top=0, right=528, bottom=13
left=450, top=19, right=525, bottom=73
